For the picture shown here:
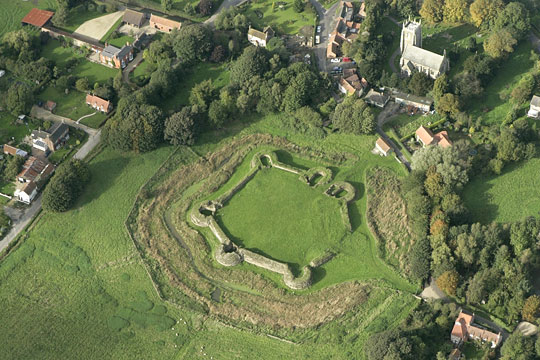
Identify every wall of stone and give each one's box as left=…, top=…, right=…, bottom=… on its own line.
left=239, top=248, right=290, bottom=275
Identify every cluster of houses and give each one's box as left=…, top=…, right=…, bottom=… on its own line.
left=327, top=1, right=365, bottom=59
left=21, top=8, right=182, bottom=70
left=449, top=310, right=502, bottom=358
left=2, top=145, right=55, bottom=204
left=338, top=68, right=368, bottom=97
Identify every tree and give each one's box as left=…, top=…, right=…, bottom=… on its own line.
left=189, top=79, right=217, bottom=111
left=484, top=29, right=517, bottom=59
left=197, top=0, right=213, bottom=16
left=164, top=107, right=198, bottom=145
left=432, top=74, right=449, bottom=100
left=230, top=46, right=269, bottom=84
left=172, top=24, right=213, bottom=65
left=208, top=100, right=228, bottom=128
left=2, top=155, right=25, bottom=181
left=511, top=74, right=535, bottom=105
left=522, top=296, right=540, bottom=323
left=435, top=93, right=461, bottom=117
left=105, top=98, right=164, bottom=153
left=408, top=237, right=431, bottom=282
left=282, top=71, right=319, bottom=113
left=454, top=72, right=483, bottom=98
left=500, top=332, right=535, bottom=360
left=493, top=2, right=531, bottom=40
left=408, top=71, right=433, bottom=96
left=470, top=0, right=504, bottom=27
left=161, top=0, right=173, bottom=12
left=52, top=4, right=68, bottom=27
left=293, top=0, right=305, bottom=12
left=436, top=270, right=459, bottom=296
left=364, top=330, right=414, bottom=360
left=209, top=45, right=226, bottom=63
left=332, top=97, right=375, bottom=135
left=443, top=0, right=468, bottom=23
left=42, top=159, right=90, bottom=213
left=6, top=83, right=34, bottom=115
left=75, top=77, right=89, bottom=92
left=419, top=0, right=444, bottom=23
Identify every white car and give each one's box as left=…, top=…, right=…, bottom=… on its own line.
left=316, top=26, right=321, bottom=33
left=330, top=58, right=341, bottom=63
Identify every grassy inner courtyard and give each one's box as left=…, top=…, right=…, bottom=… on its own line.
left=463, top=157, right=540, bottom=224
left=217, top=165, right=348, bottom=267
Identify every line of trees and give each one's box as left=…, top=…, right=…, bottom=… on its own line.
left=42, top=159, right=90, bottom=212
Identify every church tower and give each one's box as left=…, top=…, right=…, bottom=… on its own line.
left=400, top=18, right=422, bottom=53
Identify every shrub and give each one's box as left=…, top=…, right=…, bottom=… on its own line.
left=42, top=159, right=91, bottom=212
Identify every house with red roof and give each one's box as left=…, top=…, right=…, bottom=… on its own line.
left=415, top=125, right=452, bottom=148
left=150, top=14, right=182, bottom=33
left=375, top=137, right=392, bottom=156
left=451, top=310, right=502, bottom=348
left=86, top=94, right=112, bottom=114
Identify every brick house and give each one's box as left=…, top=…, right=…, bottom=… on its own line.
left=415, top=125, right=452, bottom=148
left=123, top=9, right=145, bottom=28
left=3, top=144, right=28, bottom=158
left=99, top=44, right=133, bottom=69
left=451, top=310, right=502, bottom=348
left=247, top=26, right=274, bottom=47
left=375, top=137, right=393, bottom=156
left=86, top=94, right=112, bottom=114
left=14, top=181, right=38, bottom=204
left=31, top=122, right=69, bottom=153
left=17, top=156, right=54, bottom=184
left=149, top=14, right=182, bottom=33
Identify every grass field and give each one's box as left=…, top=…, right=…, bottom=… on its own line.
left=382, top=113, right=441, bottom=139
left=0, top=0, right=56, bottom=38
left=0, top=112, right=38, bottom=144
left=463, top=157, right=540, bottom=224
left=467, top=41, right=534, bottom=124
left=163, top=62, right=230, bottom=113
left=38, top=86, right=98, bottom=121
left=241, top=0, right=316, bottom=35
left=217, top=161, right=347, bottom=267
left=105, top=34, right=135, bottom=48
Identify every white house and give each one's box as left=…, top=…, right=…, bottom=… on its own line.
left=247, top=26, right=274, bottom=47
left=14, top=181, right=37, bottom=204
left=528, top=95, right=540, bottom=118
left=375, top=137, right=392, bottom=156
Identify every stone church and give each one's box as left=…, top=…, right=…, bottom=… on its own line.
left=399, top=19, right=449, bottom=79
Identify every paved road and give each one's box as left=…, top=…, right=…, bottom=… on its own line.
left=0, top=108, right=102, bottom=254
left=312, top=1, right=341, bottom=72
left=376, top=102, right=411, bottom=170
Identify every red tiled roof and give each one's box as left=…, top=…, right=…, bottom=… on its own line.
left=416, top=125, right=434, bottom=145
left=3, top=144, right=17, bottom=156
left=86, top=94, right=111, bottom=111
left=376, top=138, right=391, bottom=153
left=434, top=130, right=452, bottom=148
left=150, top=14, right=182, bottom=30
left=18, top=156, right=52, bottom=182
left=21, top=8, right=54, bottom=28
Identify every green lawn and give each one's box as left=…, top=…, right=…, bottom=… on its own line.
left=0, top=0, right=56, bottom=38
left=383, top=113, right=440, bottom=139
left=163, top=62, right=230, bottom=113
left=0, top=181, right=15, bottom=196
left=41, top=39, right=120, bottom=85
left=217, top=161, right=347, bottom=267
left=38, top=86, right=101, bottom=122
left=0, top=112, right=37, bottom=144
left=467, top=41, right=535, bottom=124
left=241, top=0, right=316, bottom=35
left=105, top=34, right=135, bottom=48
left=463, top=157, right=540, bottom=224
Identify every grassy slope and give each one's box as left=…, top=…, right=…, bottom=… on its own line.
left=463, top=157, right=540, bottom=224
left=0, top=146, right=190, bottom=359
left=217, top=160, right=347, bottom=267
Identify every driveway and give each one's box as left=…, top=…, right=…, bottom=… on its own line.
left=122, top=51, right=144, bottom=83
left=73, top=11, right=124, bottom=41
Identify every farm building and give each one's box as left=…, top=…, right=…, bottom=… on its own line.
left=415, top=125, right=452, bottom=148
left=86, top=94, right=112, bottom=114
left=247, top=26, right=274, bottom=47
left=528, top=95, right=540, bottom=118
left=21, top=8, right=54, bottom=28
left=100, top=44, right=133, bottom=69
left=14, top=181, right=38, bottom=204
left=123, top=9, right=145, bottom=28
left=17, top=156, right=54, bottom=184
left=150, top=14, right=182, bottom=33
left=391, top=90, right=433, bottom=112
left=400, top=19, right=449, bottom=79
left=31, top=123, right=69, bottom=153
left=375, top=138, right=392, bottom=156
left=450, top=310, right=502, bottom=348
left=3, top=144, right=28, bottom=158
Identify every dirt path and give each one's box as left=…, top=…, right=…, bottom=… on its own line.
left=73, top=11, right=124, bottom=41
left=420, top=278, right=447, bottom=300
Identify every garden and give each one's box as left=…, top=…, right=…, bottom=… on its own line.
left=241, top=0, right=316, bottom=35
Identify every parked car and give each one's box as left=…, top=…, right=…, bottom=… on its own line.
left=332, top=66, right=343, bottom=72
left=342, top=57, right=351, bottom=62
left=316, top=26, right=321, bottom=33
left=330, top=58, right=341, bottom=63
left=315, top=35, right=320, bottom=44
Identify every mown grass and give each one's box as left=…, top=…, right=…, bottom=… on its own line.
left=216, top=160, right=347, bottom=267
left=382, top=113, right=439, bottom=139
left=463, top=157, right=540, bottom=224
left=0, top=111, right=38, bottom=144
left=0, top=0, right=56, bottom=38
left=241, top=0, right=316, bottom=35
left=38, top=86, right=97, bottom=121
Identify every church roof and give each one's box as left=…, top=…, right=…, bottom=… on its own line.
left=401, top=45, right=446, bottom=72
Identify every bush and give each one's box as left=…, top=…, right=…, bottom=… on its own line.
left=42, top=159, right=91, bottom=213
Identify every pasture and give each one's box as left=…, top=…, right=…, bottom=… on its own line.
left=0, top=0, right=56, bottom=38
left=463, top=157, right=540, bottom=224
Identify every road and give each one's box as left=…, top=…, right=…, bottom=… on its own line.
left=311, top=0, right=341, bottom=72
left=376, top=102, right=411, bottom=170
left=0, top=108, right=102, bottom=254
